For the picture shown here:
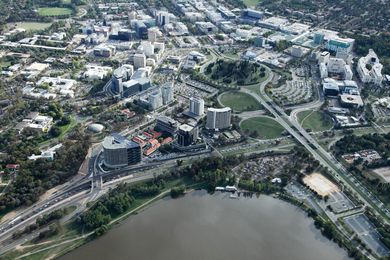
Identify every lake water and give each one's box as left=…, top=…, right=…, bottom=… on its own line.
left=62, top=190, right=350, bottom=260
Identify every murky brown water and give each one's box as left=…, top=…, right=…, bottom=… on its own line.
left=62, top=191, right=350, bottom=260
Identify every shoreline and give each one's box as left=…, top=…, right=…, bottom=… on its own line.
left=6, top=185, right=357, bottom=260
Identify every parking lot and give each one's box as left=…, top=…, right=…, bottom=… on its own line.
left=285, top=182, right=309, bottom=200
left=344, top=214, right=389, bottom=257
left=175, top=82, right=210, bottom=99
left=285, top=182, right=323, bottom=214
left=326, top=191, right=355, bottom=213
left=175, top=75, right=218, bottom=99
left=272, top=80, right=313, bottom=106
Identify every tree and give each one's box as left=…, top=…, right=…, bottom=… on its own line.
left=170, top=185, right=186, bottom=198
left=58, top=115, right=71, bottom=126
left=49, top=126, right=61, bottom=137
left=324, top=195, right=329, bottom=202
left=94, top=225, right=108, bottom=237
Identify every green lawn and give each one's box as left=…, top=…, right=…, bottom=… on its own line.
left=219, top=91, right=262, bottom=112
left=241, top=117, right=285, bottom=139
left=58, top=117, right=77, bottom=139
left=0, top=61, right=11, bottom=69
left=298, top=110, right=333, bottom=132
left=39, top=117, right=77, bottom=147
left=11, top=22, right=52, bottom=31
left=38, top=7, right=73, bottom=16
left=243, top=0, right=262, bottom=7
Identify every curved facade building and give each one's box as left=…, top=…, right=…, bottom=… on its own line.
left=206, top=107, right=231, bottom=130
left=103, top=134, right=141, bottom=168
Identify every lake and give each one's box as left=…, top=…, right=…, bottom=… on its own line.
left=61, top=190, right=350, bottom=260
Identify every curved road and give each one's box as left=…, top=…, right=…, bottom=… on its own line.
left=242, top=69, right=390, bottom=224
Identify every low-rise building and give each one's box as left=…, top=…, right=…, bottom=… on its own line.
left=339, top=94, right=364, bottom=108
left=28, top=144, right=63, bottom=161
left=15, top=112, right=53, bottom=134
left=240, top=9, right=263, bottom=24
left=357, top=49, right=383, bottom=86
left=84, top=65, right=112, bottom=80
left=37, top=77, right=77, bottom=98
left=93, top=45, right=116, bottom=57
left=320, top=58, right=352, bottom=80
left=21, top=62, right=49, bottom=79
left=325, top=36, right=354, bottom=53
left=155, top=116, right=178, bottom=135
left=195, top=22, right=217, bottom=34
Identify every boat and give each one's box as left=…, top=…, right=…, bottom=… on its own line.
left=229, top=194, right=239, bottom=199
left=225, top=185, right=237, bottom=192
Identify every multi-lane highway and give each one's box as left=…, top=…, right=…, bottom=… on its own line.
left=0, top=144, right=212, bottom=253
left=243, top=71, right=390, bottom=223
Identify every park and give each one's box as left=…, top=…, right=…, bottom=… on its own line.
left=204, top=59, right=267, bottom=86
left=38, top=7, right=73, bottom=17
left=298, top=110, right=333, bottom=132
left=240, top=116, right=285, bottom=139
left=219, top=91, right=262, bottom=112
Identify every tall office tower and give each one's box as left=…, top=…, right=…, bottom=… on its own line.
left=161, top=82, right=174, bottom=105
left=157, top=11, right=170, bottom=27
left=177, top=124, right=198, bottom=146
left=103, top=133, right=142, bottom=168
left=133, top=53, right=146, bottom=69
left=112, top=68, right=124, bottom=94
left=189, top=97, right=205, bottom=116
left=148, top=27, right=160, bottom=42
left=206, top=107, right=232, bottom=130
left=149, top=90, right=163, bottom=110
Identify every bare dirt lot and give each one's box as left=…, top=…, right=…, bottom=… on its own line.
left=372, top=167, right=390, bottom=183
left=303, top=173, right=339, bottom=197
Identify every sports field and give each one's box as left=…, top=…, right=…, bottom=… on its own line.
left=243, top=0, right=262, bottom=7
left=240, top=117, right=284, bottom=139
left=12, top=22, right=52, bottom=31
left=38, top=7, right=73, bottom=16
left=219, top=91, right=262, bottom=112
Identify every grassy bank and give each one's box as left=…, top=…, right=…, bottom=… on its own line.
left=9, top=22, right=52, bottom=32
left=298, top=110, right=333, bottom=132
left=1, top=178, right=199, bottom=259
left=241, top=116, right=285, bottom=139
left=219, top=91, right=262, bottom=112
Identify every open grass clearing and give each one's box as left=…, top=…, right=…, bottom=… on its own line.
left=0, top=61, right=11, bottom=69
left=9, top=22, right=52, bottom=32
left=298, top=110, right=333, bottom=132
left=38, top=7, right=72, bottom=17
left=219, top=91, right=262, bottom=112
left=243, top=0, right=262, bottom=7
left=241, top=116, right=285, bottom=139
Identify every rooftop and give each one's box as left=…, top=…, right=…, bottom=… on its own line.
left=103, top=133, right=140, bottom=150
